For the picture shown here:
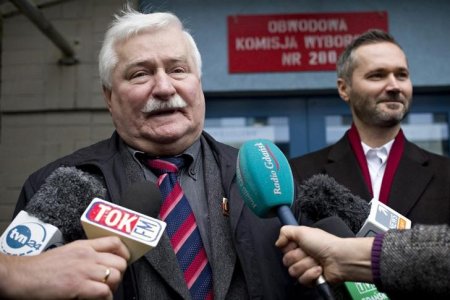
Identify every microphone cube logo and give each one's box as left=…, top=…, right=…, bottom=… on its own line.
left=254, top=142, right=282, bottom=195
left=1, top=223, right=45, bottom=255
left=0, top=211, right=61, bottom=256
left=82, top=199, right=165, bottom=245
left=345, top=282, right=389, bottom=300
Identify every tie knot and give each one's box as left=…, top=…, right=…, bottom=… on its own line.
left=146, top=156, right=185, bottom=175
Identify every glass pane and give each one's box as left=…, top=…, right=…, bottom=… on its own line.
left=324, top=115, right=351, bottom=145
left=204, top=116, right=290, bottom=156
left=324, top=113, right=449, bottom=156
left=402, top=113, right=449, bottom=156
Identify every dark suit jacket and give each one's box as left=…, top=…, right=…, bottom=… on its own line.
left=15, top=131, right=303, bottom=300
left=290, top=133, right=450, bottom=225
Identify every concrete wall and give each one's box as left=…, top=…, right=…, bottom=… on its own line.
left=0, top=0, right=130, bottom=232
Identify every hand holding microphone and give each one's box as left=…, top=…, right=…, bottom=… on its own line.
left=284, top=174, right=413, bottom=300
left=1, top=165, right=165, bottom=263
left=0, top=236, right=130, bottom=300
left=276, top=216, right=358, bottom=286
left=1, top=166, right=166, bottom=298
left=276, top=225, right=374, bottom=287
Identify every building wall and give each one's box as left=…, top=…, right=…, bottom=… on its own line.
left=0, top=0, right=129, bottom=232
left=139, top=0, right=450, bottom=92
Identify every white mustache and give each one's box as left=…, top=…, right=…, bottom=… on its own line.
left=140, top=95, right=187, bottom=113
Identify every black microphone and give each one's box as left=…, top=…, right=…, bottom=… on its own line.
left=295, top=174, right=370, bottom=234
left=0, top=166, right=106, bottom=255
left=312, top=216, right=356, bottom=238
left=120, top=181, right=162, bottom=218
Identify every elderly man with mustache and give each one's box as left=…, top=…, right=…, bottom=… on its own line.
left=12, top=6, right=303, bottom=300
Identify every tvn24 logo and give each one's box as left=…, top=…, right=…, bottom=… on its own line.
left=0, top=211, right=62, bottom=256
left=2, top=223, right=45, bottom=254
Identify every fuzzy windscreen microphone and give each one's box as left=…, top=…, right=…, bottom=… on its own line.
left=25, top=166, right=106, bottom=242
left=295, top=174, right=370, bottom=233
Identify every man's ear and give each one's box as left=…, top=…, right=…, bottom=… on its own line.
left=337, top=78, right=350, bottom=103
left=103, top=86, right=113, bottom=111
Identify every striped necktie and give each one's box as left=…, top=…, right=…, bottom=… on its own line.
left=146, top=157, right=214, bottom=300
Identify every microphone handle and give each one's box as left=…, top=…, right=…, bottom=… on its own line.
left=277, top=206, right=335, bottom=300
left=277, top=205, right=298, bottom=226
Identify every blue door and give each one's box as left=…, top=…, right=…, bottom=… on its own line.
left=205, top=96, right=308, bottom=158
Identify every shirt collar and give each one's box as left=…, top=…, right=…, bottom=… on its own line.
left=362, top=139, right=394, bottom=163
left=127, top=139, right=201, bottom=179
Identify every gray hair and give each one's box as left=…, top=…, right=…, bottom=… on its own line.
left=336, top=29, right=403, bottom=84
left=98, top=6, right=202, bottom=89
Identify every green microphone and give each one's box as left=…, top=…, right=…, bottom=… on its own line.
left=236, top=139, right=335, bottom=300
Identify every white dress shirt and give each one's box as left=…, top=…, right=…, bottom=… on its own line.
left=362, top=140, right=394, bottom=201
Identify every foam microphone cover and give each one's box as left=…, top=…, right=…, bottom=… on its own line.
left=25, top=166, right=106, bottom=242
left=296, top=174, right=370, bottom=233
left=236, top=139, right=294, bottom=218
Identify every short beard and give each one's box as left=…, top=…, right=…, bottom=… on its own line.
left=357, top=105, right=409, bottom=128
left=141, top=95, right=187, bottom=113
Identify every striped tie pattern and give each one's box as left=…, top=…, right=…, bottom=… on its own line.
left=146, top=157, right=214, bottom=300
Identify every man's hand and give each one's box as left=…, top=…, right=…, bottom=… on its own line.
left=276, top=225, right=373, bottom=285
left=1, top=236, right=130, bottom=299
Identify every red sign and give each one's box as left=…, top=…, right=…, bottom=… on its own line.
left=228, top=12, right=388, bottom=73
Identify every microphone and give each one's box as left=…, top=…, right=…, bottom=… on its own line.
left=236, top=139, right=335, bottom=300
left=81, top=181, right=166, bottom=263
left=296, top=174, right=411, bottom=236
left=312, top=216, right=355, bottom=238
left=296, top=176, right=411, bottom=300
left=296, top=174, right=369, bottom=233
left=310, top=216, right=392, bottom=300
left=236, top=139, right=295, bottom=223
left=120, top=181, right=162, bottom=219
left=0, top=166, right=105, bottom=256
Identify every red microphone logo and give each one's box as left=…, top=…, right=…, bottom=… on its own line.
left=83, top=199, right=164, bottom=243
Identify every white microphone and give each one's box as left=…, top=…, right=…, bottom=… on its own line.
left=357, top=198, right=411, bottom=237
left=81, top=182, right=166, bottom=263
left=0, top=211, right=64, bottom=255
